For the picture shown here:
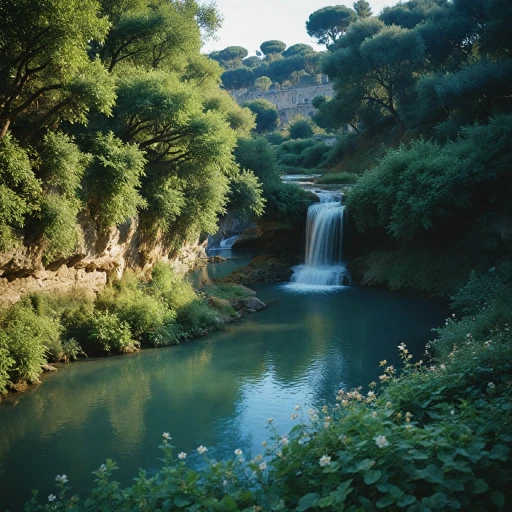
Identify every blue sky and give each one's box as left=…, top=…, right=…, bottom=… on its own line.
left=202, top=1, right=396, bottom=55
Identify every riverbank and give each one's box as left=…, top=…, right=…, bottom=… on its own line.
left=0, top=261, right=266, bottom=401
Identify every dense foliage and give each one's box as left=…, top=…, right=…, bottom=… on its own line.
left=0, top=0, right=263, bottom=262
left=0, top=264, right=250, bottom=392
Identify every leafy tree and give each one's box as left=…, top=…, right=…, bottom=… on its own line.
left=85, top=132, right=146, bottom=230
left=242, top=56, right=262, bottom=68
left=260, top=40, right=287, bottom=56
left=283, top=44, right=314, bottom=58
left=242, top=99, right=279, bottom=134
left=323, top=20, right=425, bottom=133
left=0, top=135, right=40, bottom=250
left=306, top=5, right=357, bottom=47
left=218, top=46, right=248, bottom=69
left=0, top=0, right=113, bottom=140
left=267, top=55, right=305, bottom=84
left=234, top=137, right=280, bottom=187
left=304, top=53, right=323, bottom=76
left=202, top=89, right=255, bottom=136
left=38, top=132, right=90, bottom=263
left=227, top=170, right=266, bottom=220
left=255, top=76, right=272, bottom=92
left=288, top=117, right=314, bottom=139
left=221, top=67, right=255, bottom=90
left=353, top=0, right=372, bottom=18
left=380, top=0, right=445, bottom=29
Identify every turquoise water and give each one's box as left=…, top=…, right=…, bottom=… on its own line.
left=0, top=283, right=446, bottom=511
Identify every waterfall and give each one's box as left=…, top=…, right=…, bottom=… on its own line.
left=289, top=193, right=350, bottom=289
left=219, top=235, right=239, bottom=249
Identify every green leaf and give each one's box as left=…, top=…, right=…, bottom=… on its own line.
left=318, top=495, right=335, bottom=508
left=492, top=491, right=505, bottom=508
left=422, top=492, right=448, bottom=510
left=220, top=495, right=238, bottom=511
left=470, top=479, right=489, bottom=494
left=397, top=495, right=416, bottom=507
left=364, top=470, right=382, bottom=485
left=376, top=495, right=395, bottom=508
left=490, top=444, right=510, bottom=461
left=174, top=494, right=192, bottom=508
left=297, top=493, right=321, bottom=511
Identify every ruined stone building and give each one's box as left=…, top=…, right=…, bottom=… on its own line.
left=231, top=79, right=334, bottom=125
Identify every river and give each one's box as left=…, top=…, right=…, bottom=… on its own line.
left=0, top=275, right=446, bottom=510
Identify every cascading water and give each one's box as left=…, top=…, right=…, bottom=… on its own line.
left=288, top=192, right=350, bottom=289
left=219, top=235, right=239, bottom=249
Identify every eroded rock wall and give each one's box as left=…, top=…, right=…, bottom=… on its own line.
left=0, top=216, right=207, bottom=305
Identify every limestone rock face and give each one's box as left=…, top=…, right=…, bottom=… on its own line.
left=0, top=216, right=207, bottom=305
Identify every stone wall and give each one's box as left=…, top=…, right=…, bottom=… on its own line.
left=232, top=82, right=334, bottom=124
left=0, top=216, right=207, bottom=305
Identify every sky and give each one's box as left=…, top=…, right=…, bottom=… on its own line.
left=201, top=1, right=397, bottom=56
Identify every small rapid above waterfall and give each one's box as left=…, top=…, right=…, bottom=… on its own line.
left=287, top=192, right=351, bottom=290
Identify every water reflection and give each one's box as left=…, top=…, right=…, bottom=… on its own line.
left=0, top=285, right=446, bottom=511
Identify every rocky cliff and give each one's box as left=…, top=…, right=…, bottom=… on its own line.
left=0, top=216, right=207, bottom=305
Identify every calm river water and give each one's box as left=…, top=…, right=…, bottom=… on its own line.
left=0, top=277, right=446, bottom=511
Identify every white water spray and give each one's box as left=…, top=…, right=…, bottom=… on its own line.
left=289, top=193, right=350, bottom=289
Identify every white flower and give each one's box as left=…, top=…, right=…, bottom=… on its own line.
left=267, top=418, right=274, bottom=424
left=372, top=411, right=377, bottom=418
left=259, top=462, right=267, bottom=471
left=375, top=435, right=389, bottom=448
left=48, top=494, right=56, bottom=502
left=311, top=414, right=319, bottom=421
left=367, top=391, right=375, bottom=398
left=319, top=455, right=331, bottom=467
left=291, top=413, right=298, bottom=420
left=178, top=452, right=187, bottom=459
left=487, top=382, right=496, bottom=391
left=162, top=432, right=171, bottom=440
left=197, top=445, right=208, bottom=454
left=281, top=435, right=289, bottom=446
left=234, top=448, right=243, bottom=456
left=452, top=313, right=455, bottom=318
left=99, top=464, right=107, bottom=472
left=450, top=410, right=455, bottom=416
left=238, top=457, right=245, bottom=463
left=223, top=480, right=228, bottom=487
left=262, top=441, right=267, bottom=447
left=55, top=474, right=68, bottom=484
left=294, top=404, right=301, bottom=411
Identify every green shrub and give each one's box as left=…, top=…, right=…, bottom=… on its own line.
left=87, top=311, right=139, bottom=354
left=85, top=132, right=147, bottom=230
left=0, top=346, right=14, bottom=394
left=265, top=132, right=286, bottom=145
left=227, top=169, right=266, bottom=220
left=39, top=193, right=81, bottom=264
left=176, top=300, right=223, bottom=337
left=264, top=182, right=312, bottom=222
left=288, top=116, right=315, bottom=139
left=0, top=303, right=61, bottom=383
left=300, top=143, right=329, bottom=168
left=0, top=134, right=41, bottom=251
left=149, top=263, right=197, bottom=311
left=147, top=316, right=183, bottom=347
